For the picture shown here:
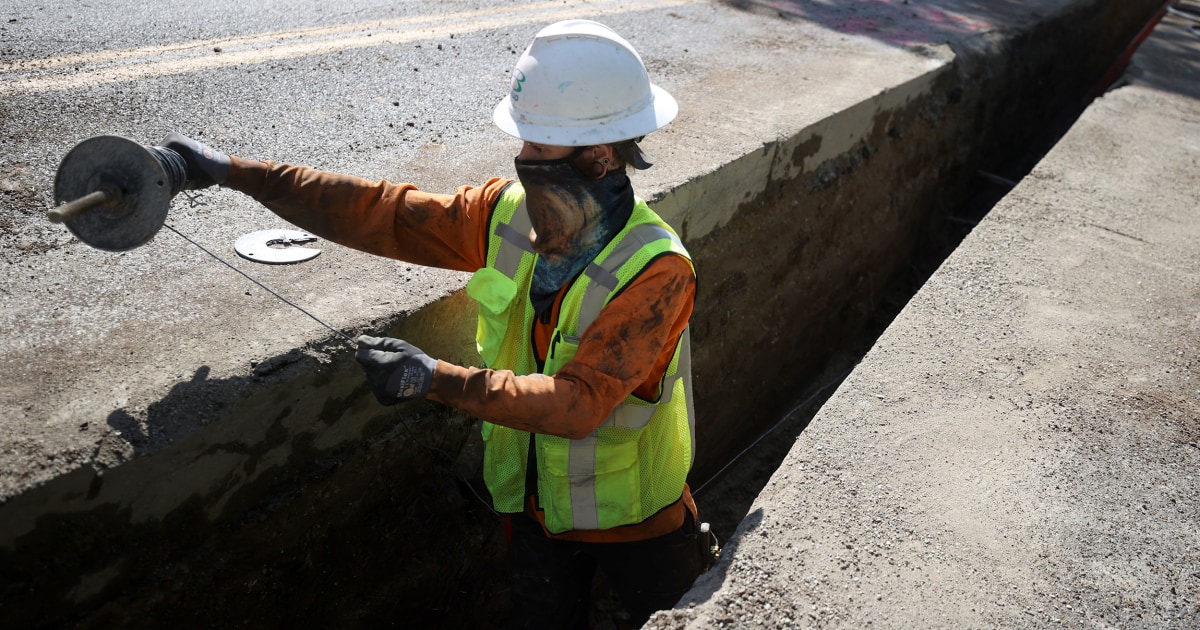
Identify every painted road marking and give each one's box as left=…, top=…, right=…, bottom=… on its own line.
left=1, top=0, right=695, bottom=96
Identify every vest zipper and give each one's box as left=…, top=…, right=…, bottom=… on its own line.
left=534, top=280, right=570, bottom=372
left=532, top=314, right=546, bottom=373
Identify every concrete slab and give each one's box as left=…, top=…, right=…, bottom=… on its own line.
left=658, top=5, right=1200, bottom=628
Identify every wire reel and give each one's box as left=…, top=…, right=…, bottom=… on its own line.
left=48, top=134, right=351, bottom=344
left=50, top=135, right=185, bottom=252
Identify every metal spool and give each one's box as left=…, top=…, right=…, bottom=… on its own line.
left=46, top=135, right=353, bottom=345
left=52, top=135, right=175, bottom=252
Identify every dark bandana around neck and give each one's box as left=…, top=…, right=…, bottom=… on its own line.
left=515, top=155, right=634, bottom=300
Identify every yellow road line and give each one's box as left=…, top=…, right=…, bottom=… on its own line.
left=1, top=0, right=694, bottom=96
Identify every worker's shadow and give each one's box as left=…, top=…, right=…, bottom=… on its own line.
left=105, top=364, right=240, bottom=455
left=720, top=0, right=999, bottom=47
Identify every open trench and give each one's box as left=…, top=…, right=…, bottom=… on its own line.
left=0, top=2, right=1167, bottom=628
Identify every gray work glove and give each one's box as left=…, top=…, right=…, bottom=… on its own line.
left=158, top=132, right=230, bottom=190
left=355, top=335, right=437, bottom=405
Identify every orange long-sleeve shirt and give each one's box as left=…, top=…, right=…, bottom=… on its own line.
left=225, top=156, right=697, bottom=541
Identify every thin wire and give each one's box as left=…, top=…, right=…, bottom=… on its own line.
left=693, top=365, right=854, bottom=497
left=161, top=219, right=501, bottom=514
left=162, top=222, right=357, bottom=348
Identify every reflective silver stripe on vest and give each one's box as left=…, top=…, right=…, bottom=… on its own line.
left=576, top=223, right=688, bottom=432
left=678, top=330, right=696, bottom=467
left=568, top=436, right=601, bottom=530
left=580, top=262, right=619, bottom=334
left=493, top=200, right=533, bottom=277
left=569, top=331, right=694, bottom=529
left=563, top=222, right=693, bottom=530
left=598, top=330, right=691, bottom=431
left=578, top=223, right=680, bottom=334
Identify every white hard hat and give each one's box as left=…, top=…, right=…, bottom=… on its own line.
left=492, top=20, right=678, bottom=147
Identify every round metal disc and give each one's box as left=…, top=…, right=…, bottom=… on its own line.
left=53, top=136, right=171, bottom=252
left=234, top=229, right=321, bottom=264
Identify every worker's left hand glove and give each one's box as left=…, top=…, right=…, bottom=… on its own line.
left=158, top=132, right=230, bottom=190
left=355, top=335, right=437, bottom=405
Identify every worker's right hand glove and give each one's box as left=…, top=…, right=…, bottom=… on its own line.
left=355, top=335, right=438, bottom=405
left=158, top=132, right=230, bottom=190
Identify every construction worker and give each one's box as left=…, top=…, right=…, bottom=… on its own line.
left=165, top=19, right=706, bottom=627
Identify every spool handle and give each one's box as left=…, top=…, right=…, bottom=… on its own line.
left=47, top=188, right=121, bottom=224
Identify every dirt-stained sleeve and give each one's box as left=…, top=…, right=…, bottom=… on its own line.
left=427, top=254, right=697, bottom=439
left=224, top=155, right=512, bottom=272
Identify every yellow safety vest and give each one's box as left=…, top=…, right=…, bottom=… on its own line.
left=464, top=184, right=696, bottom=533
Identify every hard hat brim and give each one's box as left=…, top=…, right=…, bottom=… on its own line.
left=493, top=83, right=678, bottom=147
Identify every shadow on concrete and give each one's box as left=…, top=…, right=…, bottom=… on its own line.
left=1125, top=5, right=1200, bottom=101
left=718, top=0, right=1015, bottom=47
left=4, top=336, right=509, bottom=629
left=722, top=0, right=1200, bottom=105
left=105, top=365, right=229, bottom=456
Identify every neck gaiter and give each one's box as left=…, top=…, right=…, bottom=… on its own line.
left=514, top=155, right=634, bottom=301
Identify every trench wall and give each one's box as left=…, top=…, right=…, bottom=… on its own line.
left=0, top=1, right=1163, bottom=626
left=660, top=0, right=1164, bottom=488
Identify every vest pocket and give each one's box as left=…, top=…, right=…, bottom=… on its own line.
left=466, top=267, right=518, bottom=313
left=544, top=330, right=580, bottom=375
left=537, top=432, right=642, bottom=532
left=467, top=268, right=519, bottom=367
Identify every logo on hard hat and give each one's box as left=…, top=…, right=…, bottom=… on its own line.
left=510, top=68, right=526, bottom=102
